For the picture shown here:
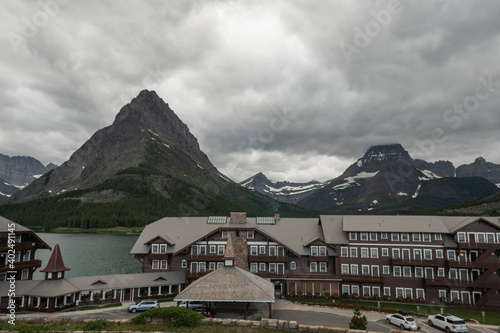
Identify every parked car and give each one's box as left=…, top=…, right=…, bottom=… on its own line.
left=428, top=314, right=468, bottom=333
left=195, top=308, right=214, bottom=318
left=386, top=311, right=420, bottom=330
left=127, top=299, right=160, bottom=313
left=179, top=301, right=204, bottom=310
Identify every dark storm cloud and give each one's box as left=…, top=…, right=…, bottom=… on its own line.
left=1, top=0, right=500, bottom=182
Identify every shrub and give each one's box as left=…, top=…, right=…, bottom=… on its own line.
left=83, top=319, right=110, bottom=331
left=349, top=306, right=368, bottom=330
left=131, top=306, right=204, bottom=327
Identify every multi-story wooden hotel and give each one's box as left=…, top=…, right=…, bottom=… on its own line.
left=131, top=212, right=500, bottom=311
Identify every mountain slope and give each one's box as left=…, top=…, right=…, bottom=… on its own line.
left=2, top=90, right=310, bottom=227
left=456, top=157, right=500, bottom=185
left=239, top=172, right=328, bottom=204
left=297, top=144, right=499, bottom=213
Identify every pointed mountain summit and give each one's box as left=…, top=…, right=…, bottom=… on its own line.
left=4, top=90, right=303, bottom=227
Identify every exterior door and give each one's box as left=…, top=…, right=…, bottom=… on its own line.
left=191, top=262, right=198, bottom=274
left=277, top=263, right=285, bottom=274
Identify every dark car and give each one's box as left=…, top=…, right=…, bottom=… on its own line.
left=127, top=299, right=160, bottom=313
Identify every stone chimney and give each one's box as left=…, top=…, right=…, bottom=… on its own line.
left=230, top=212, right=247, bottom=224
left=225, top=231, right=249, bottom=270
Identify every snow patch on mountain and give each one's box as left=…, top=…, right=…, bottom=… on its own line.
left=419, top=169, right=442, bottom=180
left=332, top=171, right=379, bottom=190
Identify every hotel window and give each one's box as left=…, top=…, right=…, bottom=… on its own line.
left=449, top=269, right=458, bottom=279
left=392, top=248, right=400, bottom=259
left=341, top=247, right=348, bottom=257
left=250, top=263, right=258, bottom=273
left=391, top=233, right=399, bottom=241
left=152, top=244, right=159, bottom=254
left=15, top=234, right=22, bottom=243
left=402, top=249, right=410, bottom=260
left=199, top=262, right=206, bottom=272
left=447, top=250, right=456, bottom=260
left=414, top=249, right=422, bottom=260
left=361, top=248, right=369, bottom=258
left=250, top=246, right=258, bottom=256
left=352, top=286, right=359, bottom=296
left=160, top=244, right=167, bottom=253
left=436, top=250, right=443, bottom=259
left=435, top=234, right=442, bottom=241
left=373, top=287, right=380, bottom=297
left=341, top=264, right=349, bottom=274
left=405, top=289, right=413, bottom=298
left=372, top=265, right=380, bottom=277
left=423, top=233, right=431, bottom=242
left=319, top=262, right=327, bottom=272
left=247, top=230, right=255, bottom=239
left=310, top=246, right=319, bottom=256
left=259, top=263, right=266, bottom=271
left=416, top=289, right=425, bottom=299
left=209, top=245, right=216, bottom=254
left=383, top=265, right=390, bottom=274
left=381, top=232, right=388, bottom=239
left=437, top=268, right=445, bottom=277
left=363, top=286, right=371, bottom=296
left=396, top=288, right=404, bottom=298
left=371, top=248, right=378, bottom=258
left=290, top=261, right=296, bottom=270
left=21, top=269, right=29, bottom=280
left=349, top=232, right=357, bottom=240
left=15, top=251, right=21, bottom=262
left=209, top=262, right=216, bottom=270
left=370, top=232, right=377, bottom=241
left=360, top=232, right=368, bottom=241
left=424, top=267, right=433, bottom=279
left=413, top=233, right=421, bottom=241
left=393, top=266, right=401, bottom=277
left=160, top=260, right=167, bottom=269
left=486, top=233, right=495, bottom=243
left=342, top=285, right=350, bottom=295
left=217, top=245, right=225, bottom=255
left=384, top=287, right=391, bottom=296
left=309, top=262, right=317, bottom=272
left=477, top=233, right=485, bottom=243
left=199, top=245, right=206, bottom=255
left=423, top=249, right=432, bottom=260
left=457, top=232, right=466, bottom=243
left=362, top=265, right=370, bottom=275
left=319, top=246, right=327, bottom=256
left=401, top=233, right=409, bottom=242
left=350, top=247, right=358, bottom=258
left=221, top=230, right=228, bottom=239
left=259, top=246, right=266, bottom=254
left=451, top=290, right=459, bottom=302
left=382, top=248, right=389, bottom=256
left=403, top=266, right=412, bottom=277
left=152, top=260, right=159, bottom=269
left=217, top=262, right=224, bottom=269
left=415, top=267, right=423, bottom=278
left=439, top=290, right=447, bottom=299
left=269, top=246, right=277, bottom=256
left=459, top=269, right=469, bottom=281
left=23, top=250, right=31, bottom=261
left=351, top=264, right=358, bottom=275
left=181, top=260, right=187, bottom=268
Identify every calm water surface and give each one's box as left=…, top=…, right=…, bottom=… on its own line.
left=34, top=233, right=142, bottom=279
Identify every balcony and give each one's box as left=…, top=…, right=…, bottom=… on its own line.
left=248, top=255, right=288, bottom=263
left=446, top=259, right=499, bottom=269
left=0, top=242, right=35, bottom=252
left=457, top=241, right=499, bottom=250
left=308, top=256, right=329, bottom=262
left=0, top=259, right=41, bottom=271
left=425, top=277, right=490, bottom=288
left=186, top=254, right=224, bottom=261
left=342, top=274, right=383, bottom=283
left=391, top=258, right=444, bottom=267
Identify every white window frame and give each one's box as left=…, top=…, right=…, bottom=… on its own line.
left=371, top=265, right=380, bottom=277
left=413, top=233, right=421, bottom=241
left=269, top=246, right=277, bottom=256
left=361, top=247, right=369, bottom=258
left=250, top=246, right=258, bottom=256
left=402, top=248, right=411, bottom=260
left=250, top=262, right=258, bottom=273
left=423, top=249, right=432, bottom=260
left=247, top=230, right=255, bottom=239
left=363, top=286, right=371, bottom=297
left=393, top=266, right=401, bottom=277
left=341, top=264, right=349, bottom=274
left=449, top=268, right=458, bottom=279
left=309, top=262, right=317, bottom=272
left=160, top=260, right=167, bottom=270
left=152, top=244, right=159, bottom=254
left=181, top=259, right=187, bottom=268
left=319, top=246, right=327, bottom=256
left=447, top=250, right=456, bottom=260
left=457, top=232, right=466, bottom=243
left=23, top=250, right=31, bottom=261
left=435, top=233, right=442, bottom=241
left=361, top=265, right=370, bottom=275
left=199, top=245, right=207, bottom=255
left=414, top=249, right=422, bottom=260
left=416, top=289, right=425, bottom=299
left=341, top=247, right=348, bottom=257
left=384, top=287, right=391, bottom=296
left=381, top=232, right=388, bottom=239
left=350, top=247, right=358, bottom=258
left=199, top=262, right=206, bottom=272
left=209, top=245, right=216, bottom=254
left=383, top=265, right=390, bottom=274
left=259, top=246, right=266, bottom=254
left=401, top=233, right=410, bottom=242
left=370, top=232, right=377, bottom=241
left=437, top=268, right=445, bottom=277
left=415, top=267, right=423, bottom=278
left=350, top=264, right=358, bottom=275
left=209, top=262, right=216, bottom=270
left=391, top=233, right=399, bottom=241
left=152, top=260, right=159, bottom=269
left=371, top=248, right=378, bottom=258
left=21, top=269, right=29, bottom=280
left=310, top=246, right=319, bottom=256
left=439, top=290, right=447, bottom=299
left=259, top=263, right=266, bottom=271
left=423, top=233, right=431, bottom=242
left=360, top=232, right=368, bottom=241
left=160, top=244, right=167, bottom=254
left=218, top=245, right=225, bottom=255
left=436, top=249, right=443, bottom=259
left=403, top=266, right=412, bottom=277
left=221, top=230, right=228, bottom=239
left=319, top=262, right=327, bottom=272
left=425, top=267, right=434, bottom=279
left=349, top=232, right=357, bottom=240
left=217, top=262, right=224, bottom=269
left=382, top=248, right=389, bottom=256
left=342, top=285, right=350, bottom=295
left=290, top=261, right=296, bottom=270
left=392, top=248, right=400, bottom=259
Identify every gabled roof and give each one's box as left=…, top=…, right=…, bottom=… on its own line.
left=174, top=266, right=274, bottom=303
left=144, top=234, right=175, bottom=246
left=40, top=243, right=69, bottom=273
left=319, top=215, right=348, bottom=245
left=0, top=215, right=51, bottom=250
left=440, top=216, right=500, bottom=233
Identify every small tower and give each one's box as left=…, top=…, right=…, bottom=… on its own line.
left=40, top=243, right=70, bottom=280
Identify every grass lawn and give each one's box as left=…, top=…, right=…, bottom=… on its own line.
left=294, top=299, right=500, bottom=326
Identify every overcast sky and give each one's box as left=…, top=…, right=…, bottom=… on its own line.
left=2, top=1, right=500, bottom=183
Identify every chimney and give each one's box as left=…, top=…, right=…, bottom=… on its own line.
left=274, top=213, right=280, bottom=222
left=230, top=212, right=247, bottom=224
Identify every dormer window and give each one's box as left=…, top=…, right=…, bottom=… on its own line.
left=319, top=246, right=327, bottom=256
left=160, top=244, right=167, bottom=253
left=310, top=246, right=318, bottom=256
left=349, top=232, right=357, bottom=240
left=152, top=244, right=159, bottom=254
left=360, top=232, right=368, bottom=241
left=247, top=230, right=255, bottom=239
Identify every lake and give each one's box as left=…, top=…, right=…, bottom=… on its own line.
left=34, top=233, right=142, bottom=279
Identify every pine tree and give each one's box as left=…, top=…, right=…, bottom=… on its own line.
left=349, top=306, right=368, bottom=330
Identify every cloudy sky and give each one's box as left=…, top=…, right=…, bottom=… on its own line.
left=2, top=1, right=500, bottom=183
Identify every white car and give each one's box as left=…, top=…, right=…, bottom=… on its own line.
left=386, top=311, right=420, bottom=330
left=127, top=299, right=160, bottom=313
left=428, top=314, right=468, bottom=333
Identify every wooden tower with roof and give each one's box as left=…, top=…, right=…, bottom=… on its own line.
left=40, top=243, right=70, bottom=280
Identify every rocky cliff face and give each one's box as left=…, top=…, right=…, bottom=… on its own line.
left=456, top=157, right=500, bottom=185
left=0, top=153, right=56, bottom=187
left=414, top=159, right=455, bottom=177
